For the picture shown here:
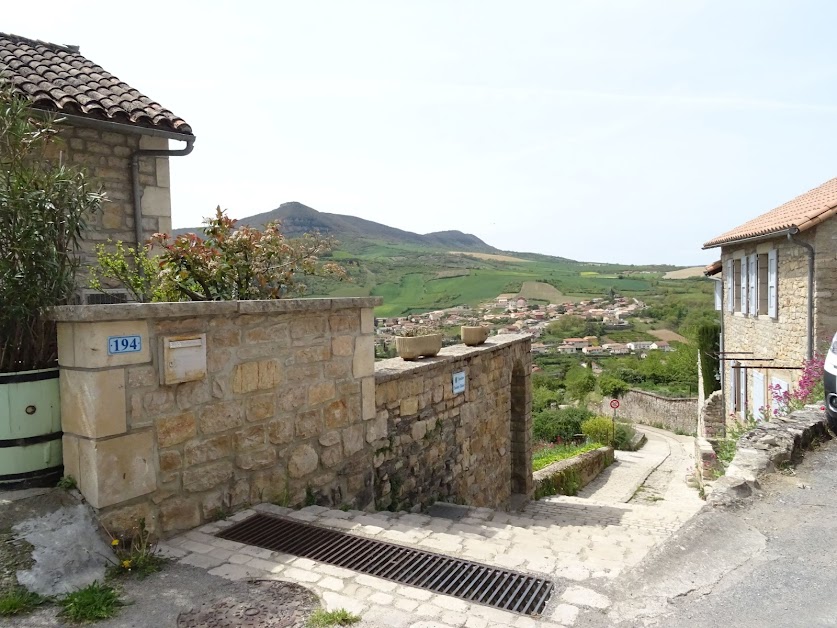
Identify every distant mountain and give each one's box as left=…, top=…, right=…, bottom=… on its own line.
left=175, top=202, right=497, bottom=253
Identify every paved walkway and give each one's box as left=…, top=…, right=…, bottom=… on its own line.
left=163, top=428, right=704, bottom=627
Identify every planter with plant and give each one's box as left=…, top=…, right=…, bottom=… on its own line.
left=395, top=326, right=443, bottom=360
left=460, top=325, right=490, bottom=346
left=0, top=84, right=103, bottom=488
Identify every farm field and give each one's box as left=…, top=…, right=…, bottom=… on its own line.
left=303, top=235, right=708, bottom=317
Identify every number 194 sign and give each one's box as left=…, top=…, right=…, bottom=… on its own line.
left=108, top=335, right=142, bottom=355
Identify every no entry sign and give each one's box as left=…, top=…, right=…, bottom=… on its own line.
left=609, top=399, right=620, bottom=410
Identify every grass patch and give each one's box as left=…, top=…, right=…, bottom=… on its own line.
left=56, top=475, right=77, bottom=490
left=58, top=582, right=123, bottom=623
left=0, top=587, right=48, bottom=617
left=532, top=441, right=603, bottom=472
left=307, top=608, right=362, bottom=627
left=105, top=518, right=166, bottom=580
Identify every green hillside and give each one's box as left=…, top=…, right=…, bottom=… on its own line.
left=177, top=202, right=697, bottom=316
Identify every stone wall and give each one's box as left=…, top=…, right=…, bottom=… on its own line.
left=372, top=335, right=532, bottom=512
left=51, top=301, right=532, bottom=536
left=53, top=298, right=379, bottom=535
left=533, top=446, right=613, bottom=499
left=45, top=124, right=173, bottom=279
left=596, top=389, right=697, bottom=435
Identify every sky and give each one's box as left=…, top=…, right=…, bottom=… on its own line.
left=5, top=1, right=837, bottom=265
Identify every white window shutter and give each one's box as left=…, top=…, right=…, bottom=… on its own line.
left=714, top=281, right=722, bottom=311
left=740, top=256, right=748, bottom=314
left=726, top=260, right=734, bottom=312
left=730, top=362, right=738, bottom=412
left=748, top=253, right=758, bottom=316
left=767, top=249, right=778, bottom=317
left=739, top=367, right=747, bottom=419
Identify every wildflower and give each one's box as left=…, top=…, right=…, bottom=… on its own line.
left=111, top=539, right=120, bottom=546
left=121, top=559, right=132, bottom=569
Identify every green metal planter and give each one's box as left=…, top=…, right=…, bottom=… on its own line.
left=0, top=368, right=62, bottom=489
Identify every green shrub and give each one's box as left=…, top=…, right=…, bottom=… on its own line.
left=581, top=416, right=613, bottom=445
left=599, top=375, right=629, bottom=399
left=533, top=407, right=593, bottom=443
left=613, top=422, right=637, bottom=450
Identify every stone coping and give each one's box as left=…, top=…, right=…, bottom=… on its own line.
left=533, top=446, right=613, bottom=483
left=48, top=297, right=383, bottom=322
left=626, top=388, right=698, bottom=402
left=375, top=333, right=531, bottom=382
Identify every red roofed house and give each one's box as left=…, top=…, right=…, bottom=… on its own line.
left=0, top=33, right=194, bottom=302
left=703, top=177, right=837, bottom=421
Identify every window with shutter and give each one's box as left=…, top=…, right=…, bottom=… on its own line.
left=748, top=253, right=758, bottom=316
left=726, top=260, right=735, bottom=312
left=739, top=366, right=747, bottom=419
left=740, top=256, right=748, bottom=314
left=757, top=253, right=768, bottom=314
left=767, top=249, right=778, bottom=318
left=730, top=362, right=739, bottom=412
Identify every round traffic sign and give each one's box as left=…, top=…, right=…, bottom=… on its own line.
left=609, top=399, right=620, bottom=409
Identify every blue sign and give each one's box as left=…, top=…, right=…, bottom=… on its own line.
left=108, top=335, right=142, bottom=355
left=452, top=371, right=466, bottom=395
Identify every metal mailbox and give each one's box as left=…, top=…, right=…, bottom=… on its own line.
left=161, top=334, right=207, bottom=385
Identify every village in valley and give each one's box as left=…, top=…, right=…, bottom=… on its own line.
left=373, top=293, right=674, bottom=359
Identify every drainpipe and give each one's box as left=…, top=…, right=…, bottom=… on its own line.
left=131, top=137, right=195, bottom=248
left=787, top=225, right=815, bottom=361
left=131, top=136, right=195, bottom=299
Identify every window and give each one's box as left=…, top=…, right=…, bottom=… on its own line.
left=739, top=256, right=749, bottom=315
left=726, top=260, right=735, bottom=313
left=731, top=361, right=739, bottom=412
left=757, top=253, right=768, bottom=315
left=733, top=259, right=742, bottom=312
left=767, top=250, right=778, bottom=318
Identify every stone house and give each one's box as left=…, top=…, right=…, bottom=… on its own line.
left=703, top=176, right=837, bottom=421
left=0, top=32, right=194, bottom=301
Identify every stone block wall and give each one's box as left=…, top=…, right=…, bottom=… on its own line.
left=372, top=335, right=532, bottom=512
left=814, top=216, right=837, bottom=352
left=45, top=124, right=173, bottom=279
left=53, top=298, right=380, bottom=535
left=596, top=389, right=697, bottom=435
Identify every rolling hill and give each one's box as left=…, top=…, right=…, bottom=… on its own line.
left=176, top=202, right=497, bottom=254
left=174, top=202, right=702, bottom=316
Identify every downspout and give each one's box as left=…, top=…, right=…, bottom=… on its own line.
left=132, top=136, right=195, bottom=249
left=131, top=136, right=195, bottom=301
left=787, top=225, right=815, bottom=361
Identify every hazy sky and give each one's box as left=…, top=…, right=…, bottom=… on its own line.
left=5, top=1, right=837, bottom=265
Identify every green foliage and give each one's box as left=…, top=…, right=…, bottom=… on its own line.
left=564, top=366, right=596, bottom=401
left=613, top=423, right=637, bottom=450
left=533, top=407, right=593, bottom=443
left=0, top=588, right=48, bottom=617
left=57, top=475, right=77, bottom=490
left=307, top=608, right=362, bottom=627
left=89, top=240, right=178, bottom=303
left=696, top=322, right=721, bottom=398
left=545, top=316, right=603, bottom=342
left=532, top=442, right=603, bottom=471
left=105, top=518, right=165, bottom=580
left=0, top=83, right=104, bottom=372
left=599, top=342, right=699, bottom=397
left=533, top=385, right=562, bottom=413
left=717, top=419, right=758, bottom=467
left=58, top=582, right=123, bottom=622
left=599, top=375, right=629, bottom=399
left=532, top=372, right=562, bottom=391
left=535, top=467, right=582, bottom=499
left=581, top=416, right=614, bottom=445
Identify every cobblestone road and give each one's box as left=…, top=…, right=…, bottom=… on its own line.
left=164, top=428, right=704, bottom=627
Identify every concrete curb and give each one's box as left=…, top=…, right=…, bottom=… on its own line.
left=708, top=407, right=828, bottom=506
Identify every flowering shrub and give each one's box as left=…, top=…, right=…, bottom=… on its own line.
left=767, top=354, right=825, bottom=418
left=92, top=207, right=347, bottom=302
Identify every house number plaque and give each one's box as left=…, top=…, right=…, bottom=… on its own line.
left=107, top=335, right=142, bottom=355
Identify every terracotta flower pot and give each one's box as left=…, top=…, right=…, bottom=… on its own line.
left=395, top=334, right=443, bottom=360
left=461, top=326, right=489, bottom=346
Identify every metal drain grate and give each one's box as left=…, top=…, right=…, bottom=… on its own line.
left=218, top=513, right=554, bottom=616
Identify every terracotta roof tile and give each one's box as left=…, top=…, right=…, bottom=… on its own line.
left=0, top=32, right=192, bottom=136
left=703, top=177, right=837, bottom=248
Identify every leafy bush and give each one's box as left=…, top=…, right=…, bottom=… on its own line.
left=0, top=83, right=103, bottom=372
left=599, top=375, right=629, bottom=399
left=93, top=208, right=347, bottom=302
left=533, top=407, right=592, bottom=443
left=613, top=422, right=637, bottom=450
left=532, top=441, right=603, bottom=471
left=533, top=385, right=562, bottom=413
left=581, top=416, right=613, bottom=445
left=564, top=366, right=596, bottom=401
